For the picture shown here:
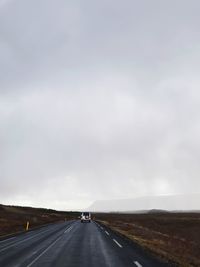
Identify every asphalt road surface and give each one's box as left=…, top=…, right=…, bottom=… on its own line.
left=0, top=220, right=170, bottom=267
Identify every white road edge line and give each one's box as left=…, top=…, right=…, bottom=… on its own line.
left=0, top=223, right=73, bottom=253
left=0, top=237, right=16, bottom=243
left=105, top=231, right=110, bottom=236
left=0, top=228, right=54, bottom=253
left=113, top=239, right=122, bottom=248
left=27, top=235, right=62, bottom=267
left=134, top=261, right=143, bottom=267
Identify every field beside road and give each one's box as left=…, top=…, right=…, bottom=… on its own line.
left=1, top=204, right=199, bottom=266
left=95, top=212, right=200, bottom=267
left=0, top=204, right=78, bottom=236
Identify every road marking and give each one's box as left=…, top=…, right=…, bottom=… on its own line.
left=134, top=261, right=143, bottom=267
left=0, top=228, right=53, bottom=253
left=64, top=226, right=73, bottom=233
left=0, top=237, right=16, bottom=243
left=27, top=235, right=62, bottom=267
left=113, top=239, right=122, bottom=248
left=0, top=223, right=72, bottom=253
left=105, top=231, right=110, bottom=236
left=100, top=227, right=103, bottom=230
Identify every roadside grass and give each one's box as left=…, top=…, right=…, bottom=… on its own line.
left=96, top=213, right=200, bottom=267
left=0, top=204, right=79, bottom=236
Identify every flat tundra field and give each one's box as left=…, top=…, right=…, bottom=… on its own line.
left=95, top=212, right=200, bottom=267
left=0, top=204, right=78, bottom=236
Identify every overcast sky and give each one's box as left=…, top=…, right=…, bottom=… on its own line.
left=1, top=0, right=200, bottom=210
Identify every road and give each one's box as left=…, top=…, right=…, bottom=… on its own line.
left=0, top=220, right=170, bottom=267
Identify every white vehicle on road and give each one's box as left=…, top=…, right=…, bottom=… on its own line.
left=81, top=212, right=91, bottom=223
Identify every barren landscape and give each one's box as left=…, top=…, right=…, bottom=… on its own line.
left=1, top=205, right=199, bottom=266
left=95, top=212, right=200, bottom=267
left=0, top=204, right=78, bottom=237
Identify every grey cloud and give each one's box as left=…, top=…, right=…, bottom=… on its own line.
left=1, top=0, right=200, bottom=210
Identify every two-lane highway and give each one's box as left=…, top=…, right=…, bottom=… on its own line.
left=0, top=220, right=170, bottom=267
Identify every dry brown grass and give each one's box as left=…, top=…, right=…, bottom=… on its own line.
left=0, top=204, right=78, bottom=236
left=95, top=212, right=200, bottom=267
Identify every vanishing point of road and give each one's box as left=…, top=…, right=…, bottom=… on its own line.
left=0, top=220, right=170, bottom=267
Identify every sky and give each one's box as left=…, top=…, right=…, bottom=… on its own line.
left=1, top=0, right=200, bottom=210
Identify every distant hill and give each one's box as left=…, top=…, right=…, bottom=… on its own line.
left=88, top=194, right=200, bottom=212
left=147, top=209, right=170, bottom=214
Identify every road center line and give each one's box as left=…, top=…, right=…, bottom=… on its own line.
left=113, top=239, right=122, bottom=248
left=105, top=231, right=110, bottom=236
left=134, top=261, right=143, bottom=267
left=64, top=226, right=73, bottom=233
left=27, top=235, right=62, bottom=267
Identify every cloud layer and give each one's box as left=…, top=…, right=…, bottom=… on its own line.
left=1, top=0, right=200, bottom=210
